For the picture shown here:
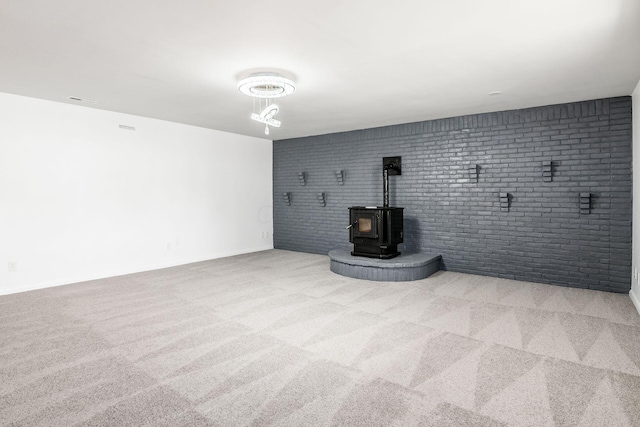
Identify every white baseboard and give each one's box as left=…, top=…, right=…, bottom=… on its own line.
left=630, top=287, right=640, bottom=317
left=0, top=245, right=273, bottom=296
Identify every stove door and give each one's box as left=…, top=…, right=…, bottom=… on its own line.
left=353, top=212, right=379, bottom=239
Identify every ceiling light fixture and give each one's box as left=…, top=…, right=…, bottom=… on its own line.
left=251, top=114, right=281, bottom=127
left=251, top=105, right=281, bottom=135
left=238, top=72, right=296, bottom=135
left=237, top=73, right=296, bottom=98
left=258, top=104, right=279, bottom=120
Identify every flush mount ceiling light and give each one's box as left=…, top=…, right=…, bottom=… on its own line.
left=237, top=73, right=296, bottom=98
left=238, top=72, right=296, bottom=135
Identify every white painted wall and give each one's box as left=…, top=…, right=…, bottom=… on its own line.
left=632, top=80, right=640, bottom=315
left=0, top=92, right=273, bottom=295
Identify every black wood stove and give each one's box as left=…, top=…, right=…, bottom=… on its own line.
left=348, top=157, right=404, bottom=259
left=349, top=206, right=403, bottom=258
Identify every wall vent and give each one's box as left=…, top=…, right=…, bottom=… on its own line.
left=68, top=96, right=98, bottom=104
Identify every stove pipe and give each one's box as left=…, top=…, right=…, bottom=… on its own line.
left=383, top=167, right=389, bottom=208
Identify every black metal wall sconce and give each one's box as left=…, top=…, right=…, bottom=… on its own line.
left=500, top=192, right=510, bottom=212
left=298, top=172, right=306, bottom=186
left=580, top=192, right=591, bottom=214
left=283, top=192, right=291, bottom=206
left=468, top=164, right=478, bottom=183
left=335, top=170, right=344, bottom=186
left=317, top=192, right=326, bottom=207
left=542, top=160, right=553, bottom=182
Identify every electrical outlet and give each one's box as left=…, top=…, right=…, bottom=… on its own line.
left=8, top=262, right=17, bottom=272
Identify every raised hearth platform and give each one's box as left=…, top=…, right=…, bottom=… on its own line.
left=329, top=249, right=442, bottom=282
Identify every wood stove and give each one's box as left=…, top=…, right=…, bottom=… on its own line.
left=349, top=206, right=403, bottom=258
left=348, top=156, right=404, bottom=259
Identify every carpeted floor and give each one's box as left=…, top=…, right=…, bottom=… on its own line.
left=1, top=249, right=639, bottom=426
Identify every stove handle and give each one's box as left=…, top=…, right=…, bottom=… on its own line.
left=346, top=220, right=358, bottom=230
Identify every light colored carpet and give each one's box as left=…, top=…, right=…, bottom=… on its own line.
left=1, top=249, right=639, bottom=426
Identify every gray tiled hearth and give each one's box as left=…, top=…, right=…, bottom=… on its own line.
left=329, top=249, right=442, bottom=281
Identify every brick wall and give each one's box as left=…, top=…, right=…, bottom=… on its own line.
left=273, top=97, right=632, bottom=292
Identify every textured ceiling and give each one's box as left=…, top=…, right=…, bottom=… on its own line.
left=1, top=0, right=639, bottom=140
